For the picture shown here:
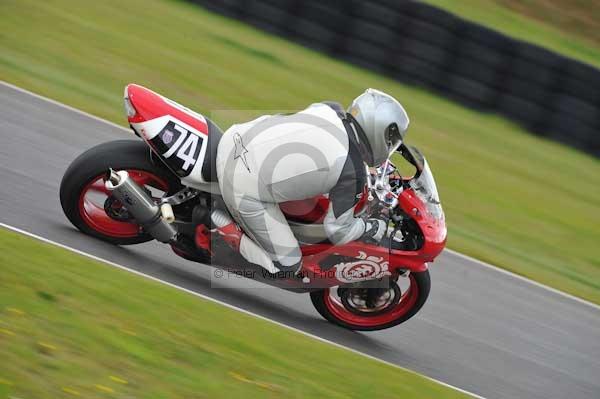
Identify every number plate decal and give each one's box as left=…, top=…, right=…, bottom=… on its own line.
left=150, top=121, right=205, bottom=177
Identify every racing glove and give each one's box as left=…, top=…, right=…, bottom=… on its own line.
left=362, top=218, right=387, bottom=244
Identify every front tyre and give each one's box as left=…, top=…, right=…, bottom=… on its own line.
left=60, top=140, right=181, bottom=245
left=310, top=270, right=430, bottom=331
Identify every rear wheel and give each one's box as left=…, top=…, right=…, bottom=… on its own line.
left=310, top=270, right=430, bottom=331
left=60, top=140, right=181, bottom=245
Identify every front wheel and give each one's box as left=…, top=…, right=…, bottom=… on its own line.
left=310, top=270, right=430, bottom=331
left=60, top=140, right=181, bottom=245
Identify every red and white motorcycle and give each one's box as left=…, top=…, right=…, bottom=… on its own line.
left=60, top=84, right=446, bottom=331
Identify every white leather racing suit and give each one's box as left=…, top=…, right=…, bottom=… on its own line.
left=216, top=102, right=368, bottom=272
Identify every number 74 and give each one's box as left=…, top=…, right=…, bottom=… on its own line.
left=163, top=124, right=199, bottom=171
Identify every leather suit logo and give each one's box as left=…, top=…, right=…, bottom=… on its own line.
left=233, top=133, right=251, bottom=173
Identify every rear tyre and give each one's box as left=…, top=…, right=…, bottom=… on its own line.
left=310, top=270, right=431, bottom=331
left=60, top=140, right=181, bottom=245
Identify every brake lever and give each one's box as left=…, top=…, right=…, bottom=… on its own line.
left=365, top=164, right=375, bottom=201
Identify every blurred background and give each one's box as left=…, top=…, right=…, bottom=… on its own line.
left=197, top=0, right=600, bottom=156
left=1, top=0, right=599, bottom=398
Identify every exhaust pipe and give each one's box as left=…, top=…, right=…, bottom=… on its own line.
left=104, top=169, right=177, bottom=243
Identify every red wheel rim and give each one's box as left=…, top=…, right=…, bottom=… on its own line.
left=78, top=170, right=169, bottom=238
left=322, top=274, right=420, bottom=328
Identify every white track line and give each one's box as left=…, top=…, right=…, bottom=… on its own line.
left=0, top=81, right=129, bottom=132
left=2, top=79, right=598, bottom=311
left=0, top=222, right=486, bottom=399
left=445, top=249, right=600, bottom=311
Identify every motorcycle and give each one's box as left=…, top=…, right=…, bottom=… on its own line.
left=60, top=84, right=446, bottom=331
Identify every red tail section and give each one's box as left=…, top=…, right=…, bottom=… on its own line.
left=125, top=84, right=208, bottom=135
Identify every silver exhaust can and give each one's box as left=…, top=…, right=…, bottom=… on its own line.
left=104, top=169, right=177, bottom=243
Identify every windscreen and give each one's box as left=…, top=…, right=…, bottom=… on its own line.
left=397, top=145, right=443, bottom=221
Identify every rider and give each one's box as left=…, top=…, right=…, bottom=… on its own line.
left=212, top=88, right=410, bottom=274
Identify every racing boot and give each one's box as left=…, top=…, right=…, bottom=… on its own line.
left=210, top=209, right=279, bottom=274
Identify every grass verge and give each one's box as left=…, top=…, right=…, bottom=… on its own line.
left=0, top=228, right=471, bottom=398
left=0, top=0, right=599, bottom=303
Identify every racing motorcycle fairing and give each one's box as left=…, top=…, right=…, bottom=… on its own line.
left=294, top=192, right=445, bottom=287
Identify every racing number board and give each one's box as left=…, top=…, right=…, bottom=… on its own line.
left=150, top=120, right=204, bottom=177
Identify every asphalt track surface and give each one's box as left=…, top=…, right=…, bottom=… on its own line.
left=1, top=82, right=599, bottom=399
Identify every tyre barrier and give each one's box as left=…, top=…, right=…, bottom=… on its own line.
left=187, top=0, right=600, bottom=158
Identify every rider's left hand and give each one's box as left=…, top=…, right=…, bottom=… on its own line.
left=362, top=218, right=387, bottom=244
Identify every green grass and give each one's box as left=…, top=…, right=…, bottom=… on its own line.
left=0, top=228, right=471, bottom=399
left=494, top=0, right=600, bottom=47
left=424, top=0, right=600, bottom=69
left=0, top=0, right=599, bottom=303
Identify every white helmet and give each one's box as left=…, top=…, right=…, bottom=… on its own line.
left=348, top=88, right=410, bottom=166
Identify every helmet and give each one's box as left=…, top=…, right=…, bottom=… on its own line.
left=347, top=88, right=410, bottom=166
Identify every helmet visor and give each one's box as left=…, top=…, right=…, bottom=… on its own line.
left=385, top=123, right=403, bottom=154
